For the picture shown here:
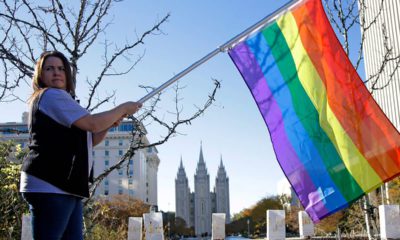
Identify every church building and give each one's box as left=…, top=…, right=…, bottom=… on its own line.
left=175, top=145, right=230, bottom=236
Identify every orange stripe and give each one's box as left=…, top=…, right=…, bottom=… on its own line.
left=292, top=0, right=400, bottom=180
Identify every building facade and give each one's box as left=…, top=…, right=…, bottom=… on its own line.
left=175, top=145, right=230, bottom=236
left=0, top=114, right=159, bottom=207
left=362, top=0, right=400, bottom=130
left=92, top=122, right=160, bottom=207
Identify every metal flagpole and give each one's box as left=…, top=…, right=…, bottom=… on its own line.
left=138, top=0, right=302, bottom=104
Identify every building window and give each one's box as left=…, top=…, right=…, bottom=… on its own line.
left=129, top=159, right=133, bottom=165
left=119, top=150, right=123, bottom=156
left=120, top=124, right=133, bottom=132
left=104, top=190, right=109, bottom=195
left=105, top=140, right=109, bottom=146
left=129, top=179, right=133, bottom=184
left=129, top=170, right=134, bottom=176
left=105, top=150, right=109, bottom=156
left=92, top=151, right=95, bottom=156
left=118, top=169, right=123, bottom=176
left=129, top=190, right=134, bottom=196
left=118, top=187, right=123, bottom=195
left=105, top=160, right=109, bottom=166
left=104, top=179, right=109, bottom=186
left=118, top=179, right=122, bottom=185
left=119, top=139, right=123, bottom=146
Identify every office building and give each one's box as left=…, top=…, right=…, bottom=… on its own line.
left=0, top=113, right=159, bottom=207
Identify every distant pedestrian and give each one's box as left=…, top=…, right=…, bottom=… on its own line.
left=20, top=50, right=142, bottom=239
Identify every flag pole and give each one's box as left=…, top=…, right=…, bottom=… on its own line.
left=138, top=0, right=302, bottom=104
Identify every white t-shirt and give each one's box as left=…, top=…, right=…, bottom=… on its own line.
left=20, top=88, right=92, bottom=195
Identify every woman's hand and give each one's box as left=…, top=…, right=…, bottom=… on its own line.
left=121, top=102, right=142, bottom=116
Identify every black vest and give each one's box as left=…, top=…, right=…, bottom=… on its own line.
left=22, top=90, right=90, bottom=198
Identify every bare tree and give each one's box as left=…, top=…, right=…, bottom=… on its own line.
left=0, top=0, right=220, bottom=202
left=0, top=0, right=170, bottom=104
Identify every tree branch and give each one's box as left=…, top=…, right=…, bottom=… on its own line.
left=85, top=14, right=170, bottom=109
left=88, top=79, right=221, bottom=199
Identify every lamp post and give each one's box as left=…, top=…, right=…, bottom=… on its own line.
left=168, top=202, right=171, bottom=239
left=247, top=219, right=250, bottom=237
left=168, top=221, right=171, bottom=239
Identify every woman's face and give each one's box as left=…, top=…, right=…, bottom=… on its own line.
left=41, top=56, right=67, bottom=90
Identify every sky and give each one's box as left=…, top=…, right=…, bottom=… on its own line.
left=0, top=0, right=362, bottom=215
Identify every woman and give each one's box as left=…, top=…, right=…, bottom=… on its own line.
left=20, top=51, right=142, bottom=239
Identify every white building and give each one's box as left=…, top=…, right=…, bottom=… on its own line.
left=0, top=113, right=30, bottom=149
left=91, top=121, right=160, bottom=207
left=362, top=0, right=400, bottom=130
left=0, top=114, right=159, bottom=207
left=175, top=145, right=230, bottom=236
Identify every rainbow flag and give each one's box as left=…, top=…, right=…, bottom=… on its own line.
left=229, top=0, right=400, bottom=222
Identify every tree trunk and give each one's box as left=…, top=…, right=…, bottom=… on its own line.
left=363, top=195, right=375, bottom=240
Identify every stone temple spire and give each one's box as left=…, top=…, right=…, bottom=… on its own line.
left=215, top=155, right=230, bottom=223
left=194, top=143, right=211, bottom=235
left=196, top=143, right=208, bottom=175
left=217, top=155, right=227, bottom=178
left=199, top=142, right=205, bottom=163
left=176, top=156, right=188, bottom=181
left=196, top=144, right=207, bottom=172
left=175, top=156, right=191, bottom=227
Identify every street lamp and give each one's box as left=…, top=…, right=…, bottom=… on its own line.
left=167, top=202, right=171, bottom=239
left=247, top=219, right=250, bottom=237
left=168, top=221, right=171, bottom=239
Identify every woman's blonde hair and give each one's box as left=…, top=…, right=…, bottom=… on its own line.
left=29, top=51, right=75, bottom=103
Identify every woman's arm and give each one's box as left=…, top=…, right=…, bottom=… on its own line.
left=73, top=102, right=141, bottom=133
left=92, top=116, right=125, bottom=146
left=92, top=129, right=109, bottom=146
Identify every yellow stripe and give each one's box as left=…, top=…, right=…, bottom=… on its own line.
left=276, top=13, right=382, bottom=191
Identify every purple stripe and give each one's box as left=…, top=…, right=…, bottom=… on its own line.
left=229, top=42, right=328, bottom=221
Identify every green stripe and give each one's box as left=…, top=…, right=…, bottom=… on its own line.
left=262, top=23, right=363, bottom=200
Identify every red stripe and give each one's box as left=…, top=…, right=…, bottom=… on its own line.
left=292, top=0, right=400, bottom=180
